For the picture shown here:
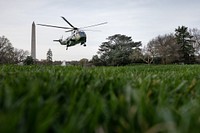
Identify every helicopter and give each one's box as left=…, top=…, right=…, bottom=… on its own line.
left=37, top=16, right=107, bottom=50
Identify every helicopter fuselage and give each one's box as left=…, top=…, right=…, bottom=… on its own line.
left=59, top=30, right=86, bottom=47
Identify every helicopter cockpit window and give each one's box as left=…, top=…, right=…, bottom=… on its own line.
left=79, top=32, right=86, bottom=37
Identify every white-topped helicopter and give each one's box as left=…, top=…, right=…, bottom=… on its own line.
left=37, top=16, right=107, bottom=50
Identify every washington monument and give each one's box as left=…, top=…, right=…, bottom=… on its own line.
left=31, top=22, right=36, bottom=59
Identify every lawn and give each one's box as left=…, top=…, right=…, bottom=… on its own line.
left=0, top=65, right=200, bottom=133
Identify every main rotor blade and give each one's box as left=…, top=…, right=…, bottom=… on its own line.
left=80, top=22, right=108, bottom=29
left=83, top=29, right=101, bottom=32
left=61, top=16, right=76, bottom=29
left=37, top=24, right=72, bottom=29
left=65, top=29, right=74, bottom=32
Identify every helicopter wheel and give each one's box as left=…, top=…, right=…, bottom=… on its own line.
left=66, top=46, right=68, bottom=50
left=83, top=44, right=86, bottom=47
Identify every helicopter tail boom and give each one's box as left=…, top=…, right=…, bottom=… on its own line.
left=53, top=39, right=61, bottom=42
left=53, top=40, right=60, bottom=42
left=53, top=39, right=63, bottom=44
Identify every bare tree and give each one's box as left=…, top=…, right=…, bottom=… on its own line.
left=141, top=45, right=155, bottom=64
left=144, top=34, right=179, bottom=64
left=0, top=36, right=30, bottom=64
left=13, top=48, right=29, bottom=63
left=0, top=36, right=14, bottom=64
left=189, top=28, right=200, bottom=55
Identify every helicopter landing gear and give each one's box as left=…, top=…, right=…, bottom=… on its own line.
left=66, top=46, right=68, bottom=50
left=81, top=42, right=86, bottom=47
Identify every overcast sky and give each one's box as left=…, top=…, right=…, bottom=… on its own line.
left=1, top=0, right=200, bottom=61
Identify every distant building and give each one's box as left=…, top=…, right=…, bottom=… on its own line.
left=31, top=22, right=36, bottom=59
left=61, top=60, right=66, bottom=66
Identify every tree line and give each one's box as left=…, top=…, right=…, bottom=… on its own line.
left=0, top=36, right=54, bottom=65
left=91, top=26, right=200, bottom=66
left=1, top=25, right=200, bottom=66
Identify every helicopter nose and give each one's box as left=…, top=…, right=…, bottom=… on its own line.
left=80, top=36, right=86, bottom=42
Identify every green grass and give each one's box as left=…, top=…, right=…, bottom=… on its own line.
left=1, top=65, right=200, bottom=133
